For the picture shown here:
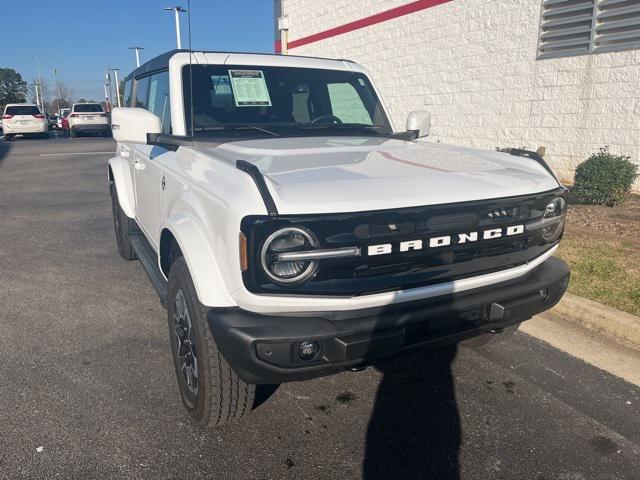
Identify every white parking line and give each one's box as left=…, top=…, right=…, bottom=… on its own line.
left=40, top=151, right=114, bottom=157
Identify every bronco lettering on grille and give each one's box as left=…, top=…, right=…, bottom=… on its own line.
left=367, top=224, right=525, bottom=256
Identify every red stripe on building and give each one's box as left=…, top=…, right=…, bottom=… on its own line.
left=275, top=0, right=452, bottom=53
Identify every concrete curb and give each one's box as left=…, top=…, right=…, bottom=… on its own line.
left=545, top=292, right=640, bottom=351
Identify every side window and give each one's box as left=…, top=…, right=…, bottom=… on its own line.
left=327, top=82, right=373, bottom=125
left=148, top=71, right=171, bottom=134
left=123, top=80, right=132, bottom=107
left=135, top=76, right=150, bottom=109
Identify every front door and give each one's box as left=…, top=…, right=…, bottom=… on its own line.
left=132, top=144, right=170, bottom=250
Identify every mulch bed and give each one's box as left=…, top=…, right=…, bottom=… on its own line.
left=565, top=194, right=640, bottom=243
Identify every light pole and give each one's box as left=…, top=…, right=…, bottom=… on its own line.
left=111, top=68, right=121, bottom=107
left=128, top=46, right=144, bottom=67
left=164, top=6, right=187, bottom=49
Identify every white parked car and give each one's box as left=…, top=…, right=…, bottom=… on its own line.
left=67, top=103, right=110, bottom=137
left=108, top=50, right=570, bottom=428
left=2, top=103, right=48, bottom=140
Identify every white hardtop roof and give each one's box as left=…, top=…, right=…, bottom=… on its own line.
left=127, top=49, right=368, bottom=80
left=190, top=51, right=359, bottom=70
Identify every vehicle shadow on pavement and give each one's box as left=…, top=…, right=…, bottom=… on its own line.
left=363, top=346, right=460, bottom=480
left=0, top=142, right=11, bottom=165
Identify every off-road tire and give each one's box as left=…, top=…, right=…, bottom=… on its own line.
left=461, top=324, right=520, bottom=348
left=109, top=182, right=137, bottom=260
left=168, top=257, right=256, bottom=428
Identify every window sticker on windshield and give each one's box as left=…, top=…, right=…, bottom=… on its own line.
left=228, top=70, right=272, bottom=107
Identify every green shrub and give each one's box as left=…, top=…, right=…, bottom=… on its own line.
left=573, top=147, right=638, bottom=207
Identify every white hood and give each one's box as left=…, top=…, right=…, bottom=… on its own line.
left=210, top=136, right=560, bottom=215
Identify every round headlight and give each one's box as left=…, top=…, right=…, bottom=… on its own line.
left=542, top=196, right=566, bottom=242
left=260, top=227, right=319, bottom=284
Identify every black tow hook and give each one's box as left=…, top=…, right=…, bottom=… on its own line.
left=347, top=365, right=367, bottom=372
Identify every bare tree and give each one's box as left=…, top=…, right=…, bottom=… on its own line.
left=28, top=78, right=51, bottom=107
left=52, top=80, right=75, bottom=110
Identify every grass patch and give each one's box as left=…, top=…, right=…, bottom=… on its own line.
left=556, top=232, right=640, bottom=316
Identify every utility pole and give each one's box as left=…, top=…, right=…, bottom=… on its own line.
left=164, top=6, right=187, bottom=49
left=105, top=66, right=113, bottom=112
left=111, top=68, right=121, bottom=107
left=53, top=68, right=61, bottom=112
left=34, top=56, right=44, bottom=109
left=104, top=84, right=109, bottom=112
left=128, top=46, right=144, bottom=67
left=33, top=83, right=40, bottom=109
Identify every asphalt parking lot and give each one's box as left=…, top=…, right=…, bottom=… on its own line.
left=1, top=134, right=639, bottom=480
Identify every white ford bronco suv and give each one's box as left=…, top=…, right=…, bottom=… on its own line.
left=108, top=50, right=569, bottom=428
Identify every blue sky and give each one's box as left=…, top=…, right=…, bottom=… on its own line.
left=3, top=0, right=275, bottom=102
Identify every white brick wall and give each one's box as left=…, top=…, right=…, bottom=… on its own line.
left=279, top=0, right=640, bottom=190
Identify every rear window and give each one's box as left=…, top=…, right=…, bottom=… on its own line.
left=74, top=104, right=104, bottom=113
left=5, top=105, right=40, bottom=116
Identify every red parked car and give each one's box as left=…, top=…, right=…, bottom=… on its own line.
left=61, top=115, right=70, bottom=136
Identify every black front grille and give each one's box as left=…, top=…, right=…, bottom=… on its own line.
left=241, top=188, right=566, bottom=296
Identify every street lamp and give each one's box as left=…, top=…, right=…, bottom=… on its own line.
left=164, top=6, right=187, bottom=49
left=128, top=46, right=144, bottom=67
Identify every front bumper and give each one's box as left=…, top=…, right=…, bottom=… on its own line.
left=209, top=257, right=570, bottom=384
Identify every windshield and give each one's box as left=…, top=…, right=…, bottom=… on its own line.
left=74, top=104, right=104, bottom=113
left=182, top=65, right=391, bottom=137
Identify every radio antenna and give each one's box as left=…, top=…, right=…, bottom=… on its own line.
left=187, top=0, right=194, bottom=143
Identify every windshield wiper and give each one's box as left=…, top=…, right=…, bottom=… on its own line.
left=298, top=123, right=378, bottom=130
left=195, top=124, right=280, bottom=137
left=296, top=123, right=392, bottom=136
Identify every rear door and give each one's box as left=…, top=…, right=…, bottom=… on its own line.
left=71, top=104, right=107, bottom=125
left=3, top=105, right=43, bottom=128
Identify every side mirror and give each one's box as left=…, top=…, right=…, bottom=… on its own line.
left=406, top=110, right=431, bottom=139
left=111, top=107, right=161, bottom=144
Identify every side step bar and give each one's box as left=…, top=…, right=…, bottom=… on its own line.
left=130, top=233, right=168, bottom=306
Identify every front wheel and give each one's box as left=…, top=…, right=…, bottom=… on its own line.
left=109, top=182, right=137, bottom=260
left=168, top=257, right=256, bottom=428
